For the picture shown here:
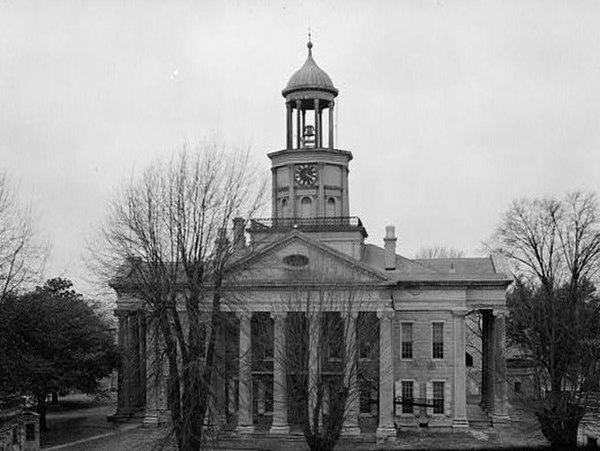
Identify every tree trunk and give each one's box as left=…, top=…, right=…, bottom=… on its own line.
left=551, top=371, right=562, bottom=394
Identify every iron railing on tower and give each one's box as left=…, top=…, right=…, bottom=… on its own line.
left=247, top=216, right=367, bottom=237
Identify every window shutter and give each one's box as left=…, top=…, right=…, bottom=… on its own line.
left=414, top=380, right=420, bottom=417
left=445, top=381, right=452, bottom=416
left=426, top=382, right=433, bottom=417
left=394, top=379, right=402, bottom=409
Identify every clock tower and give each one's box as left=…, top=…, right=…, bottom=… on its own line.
left=249, top=37, right=367, bottom=256
left=268, top=38, right=353, bottom=221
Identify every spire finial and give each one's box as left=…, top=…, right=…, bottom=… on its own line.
left=307, top=27, right=313, bottom=54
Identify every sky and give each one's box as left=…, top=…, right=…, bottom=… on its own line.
left=2, top=0, right=600, bottom=297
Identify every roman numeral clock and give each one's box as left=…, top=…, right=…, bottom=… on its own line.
left=295, top=164, right=318, bottom=187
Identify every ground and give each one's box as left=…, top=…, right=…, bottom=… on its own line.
left=41, top=394, right=551, bottom=450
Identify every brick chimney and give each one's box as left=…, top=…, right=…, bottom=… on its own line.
left=384, top=225, right=397, bottom=270
left=232, top=217, right=246, bottom=250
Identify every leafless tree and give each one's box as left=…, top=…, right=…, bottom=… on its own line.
left=490, top=192, right=600, bottom=448
left=414, top=245, right=464, bottom=259
left=95, top=142, right=265, bottom=451
left=268, top=261, right=380, bottom=451
left=0, top=172, right=46, bottom=302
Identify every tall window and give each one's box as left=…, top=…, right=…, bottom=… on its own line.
left=433, top=381, right=445, bottom=414
left=300, top=197, right=312, bottom=218
left=432, top=322, right=444, bottom=359
left=326, top=197, right=337, bottom=217
left=324, top=313, right=343, bottom=360
left=401, top=381, right=414, bottom=414
left=401, top=323, right=413, bottom=359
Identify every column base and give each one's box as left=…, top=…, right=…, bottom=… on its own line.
left=376, top=425, right=396, bottom=442
left=452, top=418, right=469, bottom=429
left=341, top=424, right=361, bottom=436
left=143, top=413, right=160, bottom=427
left=491, top=413, right=510, bottom=425
left=107, top=408, right=135, bottom=423
left=269, top=424, right=290, bottom=434
left=143, top=409, right=170, bottom=427
left=236, top=425, right=255, bottom=434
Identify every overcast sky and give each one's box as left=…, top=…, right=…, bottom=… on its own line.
left=2, top=0, right=600, bottom=296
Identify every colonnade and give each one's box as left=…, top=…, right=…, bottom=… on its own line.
left=112, top=306, right=509, bottom=433
left=235, top=309, right=394, bottom=436
left=286, top=99, right=335, bottom=150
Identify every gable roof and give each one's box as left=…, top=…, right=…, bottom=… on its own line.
left=228, top=230, right=388, bottom=284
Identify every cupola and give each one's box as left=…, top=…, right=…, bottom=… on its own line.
left=282, top=37, right=338, bottom=150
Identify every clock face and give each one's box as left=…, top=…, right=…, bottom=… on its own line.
left=295, top=164, right=318, bottom=187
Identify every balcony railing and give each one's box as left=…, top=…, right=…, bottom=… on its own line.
left=248, top=216, right=367, bottom=236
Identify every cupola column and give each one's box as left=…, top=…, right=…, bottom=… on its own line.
left=286, top=103, right=293, bottom=150
left=301, top=110, right=306, bottom=146
left=314, top=99, right=320, bottom=148
left=328, top=102, right=334, bottom=149
left=295, top=100, right=302, bottom=149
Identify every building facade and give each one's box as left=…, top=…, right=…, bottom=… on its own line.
left=111, top=39, right=513, bottom=439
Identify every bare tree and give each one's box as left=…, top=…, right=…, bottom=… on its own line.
left=96, top=142, right=265, bottom=451
left=490, top=192, right=600, bottom=448
left=267, top=262, right=380, bottom=451
left=0, top=172, right=46, bottom=302
left=414, top=245, right=464, bottom=259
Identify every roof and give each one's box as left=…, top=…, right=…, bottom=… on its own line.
left=282, top=41, right=337, bottom=96
left=360, top=243, right=513, bottom=285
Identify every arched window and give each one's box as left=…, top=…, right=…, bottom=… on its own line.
left=280, top=198, right=288, bottom=218
left=326, top=197, right=337, bottom=217
left=300, top=197, right=312, bottom=218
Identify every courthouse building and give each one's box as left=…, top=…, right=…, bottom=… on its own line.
left=111, top=40, right=513, bottom=438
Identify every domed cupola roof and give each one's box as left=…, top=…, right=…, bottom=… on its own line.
left=282, top=40, right=338, bottom=98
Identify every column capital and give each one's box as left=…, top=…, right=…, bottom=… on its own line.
left=235, top=311, right=253, bottom=321
left=343, top=310, right=359, bottom=320
left=272, top=311, right=288, bottom=320
left=451, top=308, right=469, bottom=318
left=377, top=308, right=394, bottom=320
left=492, top=309, right=509, bottom=319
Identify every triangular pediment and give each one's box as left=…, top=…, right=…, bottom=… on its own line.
left=227, top=231, right=387, bottom=286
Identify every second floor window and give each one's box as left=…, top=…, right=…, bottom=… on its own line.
left=401, top=323, right=413, bottom=359
left=432, top=322, right=444, bottom=359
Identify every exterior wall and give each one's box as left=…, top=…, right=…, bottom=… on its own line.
left=506, top=366, right=539, bottom=401
left=393, top=310, right=455, bottom=429
left=0, top=409, right=40, bottom=451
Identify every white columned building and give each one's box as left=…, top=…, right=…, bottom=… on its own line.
left=110, top=38, right=513, bottom=439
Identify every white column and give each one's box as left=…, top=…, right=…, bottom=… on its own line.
left=342, top=312, right=360, bottom=435
left=376, top=309, right=396, bottom=442
left=308, top=312, right=321, bottom=432
left=452, top=309, right=469, bottom=428
left=491, top=310, right=510, bottom=424
left=271, top=312, right=290, bottom=434
left=143, top=314, right=158, bottom=426
left=236, top=312, right=254, bottom=433
left=482, top=309, right=495, bottom=413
